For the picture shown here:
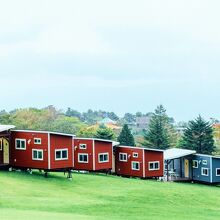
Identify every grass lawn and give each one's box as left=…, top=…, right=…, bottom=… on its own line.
left=0, top=171, right=220, bottom=220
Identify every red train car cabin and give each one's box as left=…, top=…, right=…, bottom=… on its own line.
left=73, top=138, right=118, bottom=173
left=115, top=146, right=164, bottom=178
left=11, top=130, right=75, bottom=175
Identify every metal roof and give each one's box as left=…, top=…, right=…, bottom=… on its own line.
left=164, top=148, right=196, bottom=160
left=0, top=125, right=16, bottom=132
left=116, top=145, right=164, bottom=152
left=75, top=137, right=119, bottom=146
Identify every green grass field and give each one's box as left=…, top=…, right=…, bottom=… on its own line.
left=0, top=171, right=220, bottom=220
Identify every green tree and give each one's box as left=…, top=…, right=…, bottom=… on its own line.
left=180, top=115, right=215, bottom=154
left=77, top=127, right=97, bottom=138
left=117, top=124, right=135, bottom=146
left=95, top=125, right=115, bottom=140
left=144, top=105, right=171, bottom=149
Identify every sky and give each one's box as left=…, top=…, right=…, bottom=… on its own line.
left=1, top=0, right=220, bottom=122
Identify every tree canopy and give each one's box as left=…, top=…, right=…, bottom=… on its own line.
left=117, top=124, right=135, bottom=146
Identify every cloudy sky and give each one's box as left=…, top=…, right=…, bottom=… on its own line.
left=1, top=0, right=220, bottom=121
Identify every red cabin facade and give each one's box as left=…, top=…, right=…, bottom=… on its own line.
left=11, top=130, right=74, bottom=171
left=73, top=138, right=116, bottom=172
left=115, top=146, right=164, bottom=178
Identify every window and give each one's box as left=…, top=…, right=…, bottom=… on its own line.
left=32, top=149, right=43, bottom=160
left=133, top=152, right=138, bottom=158
left=99, top=153, right=109, bottom=163
left=55, top=149, right=68, bottom=160
left=201, top=167, right=209, bottom=176
left=119, top=153, right=127, bottom=162
left=216, top=168, right=220, bottom=176
left=149, top=161, right=160, bottom=171
left=202, top=160, right=208, bottom=165
left=79, top=144, right=87, bottom=149
left=78, top=154, right=88, bottom=163
left=15, top=139, right=26, bottom=150
left=132, top=161, right=140, bottom=170
left=192, top=160, right=198, bottom=168
left=34, top=138, right=41, bottom=145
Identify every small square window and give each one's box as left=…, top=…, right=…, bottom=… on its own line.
left=119, top=153, right=127, bottom=162
left=55, top=149, right=68, bottom=160
left=201, top=168, right=209, bottom=176
left=133, top=153, right=138, bottom=158
left=34, top=138, right=41, bottom=145
left=99, top=153, right=109, bottom=163
left=149, top=161, right=160, bottom=171
left=193, top=160, right=198, bottom=168
left=78, top=154, right=88, bottom=163
left=216, top=168, right=220, bottom=176
left=202, top=160, right=208, bottom=165
left=15, top=139, right=26, bottom=150
left=32, top=149, right=43, bottom=160
left=79, top=144, right=87, bottom=149
left=132, top=161, right=140, bottom=170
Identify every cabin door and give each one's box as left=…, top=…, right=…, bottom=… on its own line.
left=184, top=159, right=189, bottom=178
left=3, top=139, right=9, bottom=164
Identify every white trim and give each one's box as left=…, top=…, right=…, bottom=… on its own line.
left=92, top=139, right=95, bottom=170
left=119, top=153, right=127, bottom=162
left=117, top=145, right=164, bottom=152
left=192, top=160, right=198, bottom=168
left=133, top=152, right=138, bottom=158
left=142, top=149, right=145, bottom=178
left=195, top=153, right=220, bottom=159
left=131, top=161, right=140, bottom=171
left=79, top=144, right=87, bottom=149
left=78, top=153, right=89, bottom=163
left=34, top=138, right=41, bottom=145
left=148, top=161, right=160, bottom=171
left=216, top=168, right=220, bottom=176
left=55, top=148, right=68, bottom=161
left=98, top=153, right=109, bottom=163
left=48, top=133, right=51, bottom=169
left=32, top=149, right=44, bottom=161
left=0, top=139, right=2, bottom=151
left=72, top=138, right=75, bottom=167
left=201, top=167, right=209, bottom=176
left=15, top=138, right=26, bottom=150
left=14, top=130, right=75, bottom=137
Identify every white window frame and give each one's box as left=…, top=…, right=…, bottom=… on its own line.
left=149, top=161, right=160, bottom=171
left=32, top=149, right=44, bottom=161
left=216, top=168, right=220, bottom=176
left=79, top=144, right=87, bottom=150
left=201, top=167, right=209, bottom=176
left=192, top=160, right=198, bottom=168
left=34, top=138, right=42, bottom=145
left=202, top=160, right=208, bottom=165
left=55, top=149, right=68, bottom=161
left=98, top=153, right=109, bottom=163
left=15, top=139, right=26, bottom=150
left=78, top=153, right=89, bottom=163
left=131, top=161, right=140, bottom=171
left=133, top=152, right=138, bottom=158
left=0, top=139, right=2, bottom=151
left=119, top=153, right=127, bottom=162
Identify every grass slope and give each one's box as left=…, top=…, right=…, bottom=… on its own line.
left=0, top=171, right=220, bottom=220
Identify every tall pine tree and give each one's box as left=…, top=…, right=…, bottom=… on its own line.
left=117, top=124, right=135, bottom=146
left=144, top=105, right=171, bottom=149
left=95, top=125, right=115, bottom=140
left=180, top=115, right=215, bottom=154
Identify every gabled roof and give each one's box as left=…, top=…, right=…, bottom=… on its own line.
left=0, top=125, right=16, bottom=132
left=164, top=148, right=196, bottom=160
left=13, top=130, right=75, bottom=137
left=116, top=145, right=164, bottom=152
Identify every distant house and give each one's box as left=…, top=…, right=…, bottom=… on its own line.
left=136, top=116, right=150, bottom=130
left=115, top=146, right=164, bottom=178
left=73, top=138, right=119, bottom=173
left=192, top=154, right=220, bottom=184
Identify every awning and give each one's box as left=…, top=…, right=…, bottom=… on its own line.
left=164, top=148, right=196, bottom=160
left=0, top=125, right=16, bottom=132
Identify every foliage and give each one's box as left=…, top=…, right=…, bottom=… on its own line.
left=180, top=115, right=215, bottom=154
left=77, top=127, right=97, bottom=138
left=95, top=125, right=115, bottom=140
left=117, top=124, right=135, bottom=146
left=144, top=105, right=172, bottom=149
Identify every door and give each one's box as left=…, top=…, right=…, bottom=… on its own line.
left=3, top=139, right=9, bottom=164
left=184, top=159, right=189, bottom=178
